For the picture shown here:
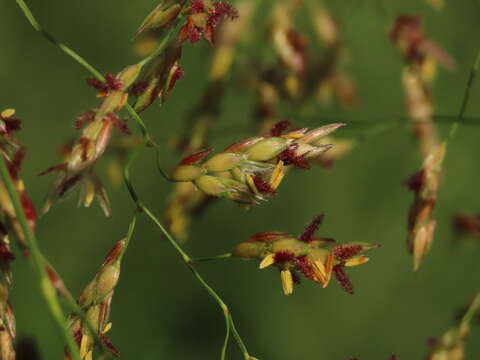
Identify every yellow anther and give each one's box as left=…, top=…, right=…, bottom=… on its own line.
left=345, top=256, right=369, bottom=267
left=79, top=334, right=89, bottom=358
left=270, top=160, right=285, bottom=190
left=280, top=269, right=294, bottom=295
left=1, top=109, right=15, bottom=118
left=259, top=253, right=275, bottom=269
left=245, top=174, right=259, bottom=195
left=102, top=322, right=112, bottom=334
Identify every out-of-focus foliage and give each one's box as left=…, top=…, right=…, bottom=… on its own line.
left=1, top=0, right=480, bottom=359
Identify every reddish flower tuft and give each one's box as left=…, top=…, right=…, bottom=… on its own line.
left=100, top=334, right=120, bottom=357
left=107, top=113, right=131, bottom=135
left=74, top=111, right=96, bottom=130
left=454, top=214, right=480, bottom=235
left=21, top=192, right=37, bottom=224
left=191, top=0, right=205, bottom=13
left=270, top=120, right=291, bottom=137
left=169, top=66, right=185, bottom=91
left=1, top=116, right=21, bottom=135
left=180, top=148, right=213, bottom=165
left=39, top=163, right=67, bottom=176
left=252, top=175, right=276, bottom=195
left=211, top=2, right=239, bottom=24
left=0, top=245, right=15, bottom=262
left=86, top=73, right=123, bottom=93
left=86, top=77, right=109, bottom=92
left=279, top=144, right=310, bottom=169
left=7, top=148, right=25, bottom=179
left=105, top=73, right=123, bottom=91
left=295, top=255, right=316, bottom=281
left=130, top=80, right=149, bottom=97
left=406, top=169, right=425, bottom=192
left=390, top=15, right=422, bottom=44
left=299, top=214, right=324, bottom=243
left=273, top=251, right=295, bottom=263
left=73, top=328, right=83, bottom=346
left=333, top=244, right=363, bottom=261
left=333, top=264, right=354, bottom=294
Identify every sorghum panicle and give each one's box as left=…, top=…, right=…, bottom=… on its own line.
left=390, top=15, right=453, bottom=270
left=233, top=214, right=380, bottom=295
left=169, top=121, right=344, bottom=205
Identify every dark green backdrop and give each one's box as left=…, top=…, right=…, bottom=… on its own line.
left=1, top=0, right=480, bottom=359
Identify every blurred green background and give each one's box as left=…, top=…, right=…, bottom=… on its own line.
left=1, top=0, right=480, bottom=359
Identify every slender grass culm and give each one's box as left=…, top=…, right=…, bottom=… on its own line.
left=2, top=0, right=480, bottom=359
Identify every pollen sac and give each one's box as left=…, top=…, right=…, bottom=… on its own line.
left=233, top=214, right=380, bottom=295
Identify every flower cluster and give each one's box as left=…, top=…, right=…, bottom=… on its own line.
left=131, top=0, right=238, bottom=112
left=169, top=122, right=344, bottom=205
left=0, top=109, right=36, bottom=253
left=390, top=15, right=455, bottom=74
left=164, top=1, right=254, bottom=240
left=42, top=66, right=141, bottom=216
left=65, top=239, right=128, bottom=360
left=405, top=143, right=445, bottom=271
left=0, top=108, right=38, bottom=360
left=453, top=213, right=480, bottom=242
left=426, top=323, right=468, bottom=360
left=179, top=0, right=238, bottom=44
left=233, top=214, right=380, bottom=295
left=390, top=16, right=453, bottom=270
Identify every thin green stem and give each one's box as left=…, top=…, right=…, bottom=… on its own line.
left=124, top=151, right=253, bottom=358
left=191, top=253, right=233, bottom=263
left=141, top=204, right=252, bottom=359
left=461, top=292, right=480, bottom=325
left=15, top=0, right=103, bottom=80
left=0, top=160, right=81, bottom=360
left=448, top=49, right=480, bottom=141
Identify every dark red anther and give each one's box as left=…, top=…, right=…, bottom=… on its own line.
left=107, top=113, right=130, bottom=135
left=191, top=0, right=205, bottom=13
left=86, top=77, right=109, bottom=92
left=278, top=144, right=310, bottom=169
left=299, top=214, right=324, bottom=243
left=406, top=169, right=425, bottom=192
left=295, top=255, right=316, bottom=281
left=333, top=244, right=363, bottom=261
left=0, top=246, right=15, bottom=262
left=333, top=264, right=354, bottom=294
left=273, top=251, right=295, bottom=263
left=269, top=120, right=291, bottom=137
left=130, top=80, right=149, bottom=97
left=21, top=192, right=37, bottom=224
left=74, top=110, right=96, bottom=130
left=252, top=175, right=276, bottom=195
left=105, top=73, right=123, bottom=91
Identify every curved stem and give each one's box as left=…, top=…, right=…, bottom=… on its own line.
left=461, top=292, right=480, bottom=325
left=0, top=160, right=81, bottom=360
left=123, top=148, right=253, bottom=359
left=15, top=0, right=103, bottom=80
left=447, top=49, right=480, bottom=141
